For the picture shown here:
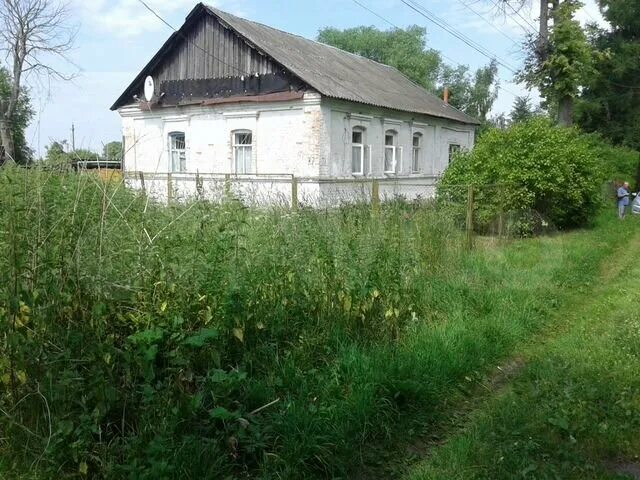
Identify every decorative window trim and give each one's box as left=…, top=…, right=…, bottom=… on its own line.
left=383, top=118, right=403, bottom=126
left=168, top=131, right=186, bottom=173
left=351, top=126, right=369, bottom=176
left=348, top=112, right=373, bottom=123
left=384, top=130, right=399, bottom=174
left=232, top=129, right=254, bottom=174
left=412, top=132, right=423, bottom=174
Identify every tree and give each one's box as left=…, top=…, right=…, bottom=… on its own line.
left=0, top=67, right=33, bottom=163
left=467, top=60, right=499, bottom=121
left=103, top=141, right=123, bottom=160
left=509, top=95, right=545, bottom=124
left=317, top=25, right=442, bottom=91
left=0, top=0, right=76, bottom=165
left=497, top=0, right=593, bottom=126
left=575, top=0, right=640, bottom=149
left=520, top=1, right=593, bottom=126
left=437, top=61, right=499, bottom=121
left=44, top=140, right=99, bottom=166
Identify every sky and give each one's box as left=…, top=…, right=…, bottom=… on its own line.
left=21, top=0, right=607, bottom=158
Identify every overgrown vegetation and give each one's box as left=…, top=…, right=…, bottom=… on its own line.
left=441, top=118, right=604, bottom=230
left=406, top=221, right=640, bottom=480
left=0, top=167, right=630, bottom=479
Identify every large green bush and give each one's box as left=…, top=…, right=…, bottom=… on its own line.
left=584, top=133, right=639, bottom=186
left=441, top=118, right=604, bottom=229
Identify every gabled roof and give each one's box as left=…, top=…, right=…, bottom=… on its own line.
left=113, top=3, right=479, bottom=125
left=204, top=6, right=478, bottom=125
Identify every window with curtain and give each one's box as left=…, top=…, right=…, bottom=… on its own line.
left=168, top=132, right=186, bottom=172
left=233, top=130, right=253, bottom=174
left=384, top=130, right=397, bottom=174
left=412, top=133, right=422, bottom=173
left=351, top=127, right=366, bottom=175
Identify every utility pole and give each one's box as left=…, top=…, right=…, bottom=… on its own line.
left=71, top=123, right=75, bottom=151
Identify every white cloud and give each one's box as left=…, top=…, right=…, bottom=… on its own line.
left=75, top=0, right=243, bottom=38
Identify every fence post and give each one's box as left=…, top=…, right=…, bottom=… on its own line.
left=138, top=171, right=146, bottom=194
left=224, top=174, right=231, bottom=199
left=291, top=175, right=298, bottom=211
left=372, top=178, right=380, bottom=213
left=196, top=171, right=203, bottom=199
left=498, top=184, right=504, bottom=238
left=466, top=184, right=474, bottom=250
left=167, top=173, right=173, bottom=204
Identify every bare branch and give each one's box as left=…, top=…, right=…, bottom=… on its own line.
left=0, top=0, right=78, bottom=164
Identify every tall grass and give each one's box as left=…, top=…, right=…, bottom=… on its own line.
left=0, top=168, right=621, bottom=479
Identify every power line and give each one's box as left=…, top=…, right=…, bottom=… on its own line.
left=454, top=0, right=521, bottom=48
left=136, top=0, right=251, bottom=77
left=350, top=0, right=522, bottom=99
left=399, top=0, right=519, bottom=73
left=351, top=0, right=399, bottom=29
left=493, top=0, right=538, bottom=34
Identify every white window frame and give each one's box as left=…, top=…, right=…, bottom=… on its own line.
left=412, top=133, right=422, bottom=174
left=233, top=130, right=254, bottom=174
left=351, top=127, right=366, bottom=175
left=384, top=130, right=398, bottom=174
left=168, top=131, right=186, bottom=173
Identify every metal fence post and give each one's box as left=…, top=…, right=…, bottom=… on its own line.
left=372, top=178, right=380, bottom=213
left=291, top=175, right=298, bottom=211
left=466, top=184, right=474, bottom=249
left=167, top=173, right=173, bottom=204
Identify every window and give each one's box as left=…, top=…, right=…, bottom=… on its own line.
left=384, top=130, right=398, bottom=174
left=412, top=133, right=422, bottom=173
left=351, top=127, right=366, bottom=175
left=169, top=132, right=186, bottom=172
left=233, top=130, right=253, bottom=174
left=448, top=144, right=461, bottom=164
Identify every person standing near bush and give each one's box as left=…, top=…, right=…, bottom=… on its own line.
left=617, top=181, right=631, bottom=219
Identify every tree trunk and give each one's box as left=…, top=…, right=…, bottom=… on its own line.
left=539, top=0, right=549, bottom=56
left=0, top=119, right=16, bottom=166
left=558, top=95, right=574, bottom=127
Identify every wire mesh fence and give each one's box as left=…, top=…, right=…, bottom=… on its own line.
left=116, top=171, right=558, bottom=245
left=122, top=171, right=442, bottom=209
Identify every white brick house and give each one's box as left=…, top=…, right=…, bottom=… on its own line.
left=112, top=3, right=479, bottom=202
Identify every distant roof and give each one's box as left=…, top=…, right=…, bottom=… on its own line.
left=113, top=3, right=479, bottom=125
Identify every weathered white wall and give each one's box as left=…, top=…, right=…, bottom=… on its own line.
left=120, top=93, right=326, bottom=177
left=324, top=98, right=475, bottom=179
left=120, top=93, right=474, bottom=180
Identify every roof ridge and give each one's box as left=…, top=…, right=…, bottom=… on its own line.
left=203, top=4, right=477, bottom=124
left=203, top=4, right=397, bottom=70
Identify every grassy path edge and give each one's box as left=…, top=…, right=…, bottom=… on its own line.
left=405, top=226, right=640, bottom=479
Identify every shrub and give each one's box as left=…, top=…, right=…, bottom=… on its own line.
left=440, top=118, right=604, bottom=230
left=583, top=133, right=640, bottom=187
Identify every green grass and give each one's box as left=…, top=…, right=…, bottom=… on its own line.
left=406, top=220, right=640, bottom=480
left=0, top=168, right=633, bottom=479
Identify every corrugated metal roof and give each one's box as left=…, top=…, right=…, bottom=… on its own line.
left=204, top=5, right=479, bottom=125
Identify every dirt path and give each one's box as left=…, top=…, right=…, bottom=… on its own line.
left=404, top=228, right=640, bottom=479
